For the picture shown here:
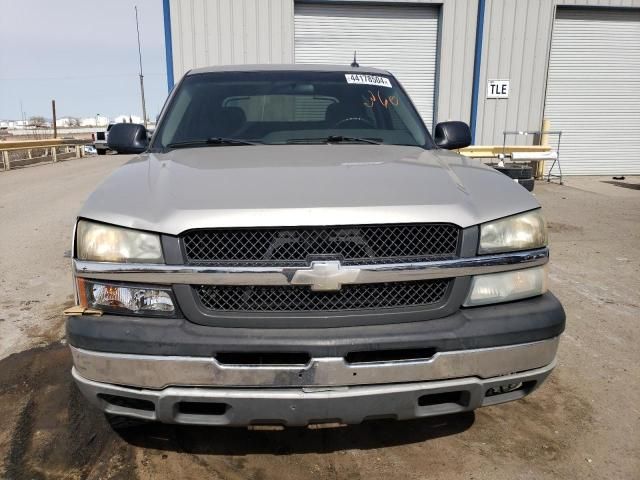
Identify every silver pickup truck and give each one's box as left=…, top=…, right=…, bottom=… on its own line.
left=69, top=64, right=564, bottom=428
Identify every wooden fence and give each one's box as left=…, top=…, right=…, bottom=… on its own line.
left=0, top=139, right=90, bottom=171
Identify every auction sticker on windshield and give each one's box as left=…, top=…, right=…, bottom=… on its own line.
left=345, top=74, right=392, bottom=88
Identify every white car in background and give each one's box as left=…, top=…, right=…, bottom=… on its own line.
left=92, top=123, right=114, bottom=155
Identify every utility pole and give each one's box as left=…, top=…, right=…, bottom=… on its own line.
left=135, top=6, right=148, bottom=128
left=51, top=100, right=57, bottom=138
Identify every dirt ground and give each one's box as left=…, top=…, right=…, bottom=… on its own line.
left=0, top=157, right=638, bottom=479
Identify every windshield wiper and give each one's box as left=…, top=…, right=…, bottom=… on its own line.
left=327, top=135, right=382, bottom=145
left=286, top=135, right=382, bottom=145
left=166, top=137, right=260, bottom=149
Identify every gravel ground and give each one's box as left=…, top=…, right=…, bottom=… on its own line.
left=0, top=155, right=129, bottom=360
left=0, top=157, right=638, bottom=479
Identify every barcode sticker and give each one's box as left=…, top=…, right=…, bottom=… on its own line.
left=345, top=74, right=392, bottom=88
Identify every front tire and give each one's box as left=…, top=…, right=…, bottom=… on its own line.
left=97, top=149, right=107, bottom=156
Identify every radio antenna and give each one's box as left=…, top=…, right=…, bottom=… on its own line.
left=351, top=51, right=359, bottom=68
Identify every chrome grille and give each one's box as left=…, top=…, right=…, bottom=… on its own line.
left=182, top=224, right=460, bottom=266
left=195, top=280, right=450, bottom=313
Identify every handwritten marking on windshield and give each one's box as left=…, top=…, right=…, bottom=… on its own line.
left=364, top=90, right=399, bottom=109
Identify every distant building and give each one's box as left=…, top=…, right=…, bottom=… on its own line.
left=56, top=118, right=81, bottom=128
left=113, top=115, right=143, bottom=124
left=80, top=117, right=111, bottom=127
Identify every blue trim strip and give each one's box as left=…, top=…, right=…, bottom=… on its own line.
left=470, top=0, right=486, bottom=144
left=162, top=0, right=175, bottom=92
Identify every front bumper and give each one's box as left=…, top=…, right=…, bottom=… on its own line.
left=71, top=337, right=559, bottom=389
left=71, top=337, right=559, bottom=426
left=68, top=292, right=564, bottom=426
left=73, top=359, right=555, bottom=426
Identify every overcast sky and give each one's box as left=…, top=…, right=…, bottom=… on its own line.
left=0, top=0, right=167, bottom=121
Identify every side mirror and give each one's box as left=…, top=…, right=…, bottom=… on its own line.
left=434, top=121, right=472, bottom=150
left=107, top=123, right=149, bottom=154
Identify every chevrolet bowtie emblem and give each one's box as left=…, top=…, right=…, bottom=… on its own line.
left=290, top=261, right=361, bottom=291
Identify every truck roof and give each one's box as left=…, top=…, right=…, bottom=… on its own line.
left=187, top=64, right=391, bottom=76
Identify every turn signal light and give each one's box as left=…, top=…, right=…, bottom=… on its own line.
left=76, top=278, right=176, bottom=317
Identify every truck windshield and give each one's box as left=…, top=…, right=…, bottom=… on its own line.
left=153, top=70, right=433, bottom=150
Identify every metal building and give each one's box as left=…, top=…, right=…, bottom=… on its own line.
left=162, top=0, right=640, bottom=175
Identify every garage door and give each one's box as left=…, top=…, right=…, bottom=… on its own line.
left=294, top=3, right=439, bottom=130
left=544, top=8, right=640, bottom=175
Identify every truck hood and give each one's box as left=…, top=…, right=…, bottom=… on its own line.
left=79, top=145, right=539, bottom=234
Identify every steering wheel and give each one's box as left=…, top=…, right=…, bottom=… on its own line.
left=334, top=117, right=374, bottom=129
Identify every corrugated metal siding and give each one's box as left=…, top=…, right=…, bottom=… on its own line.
left=167, top=0, right=478, bottom=130
left=292, top=0, right=477, bottom=127
left=166, top=0, right=640, bottom=167
left=474, top=0, right=640, bottom=147
left=294, top=3, right=440, bottom=128
left=474, top=0, right=555, bottom=146
left=544, top=8, right=640, bottom=175
left=558, top=0, right=639, bottom=6
left=169, top=0, right=294, bottom=81
left=436, top=0, right=478, bottom=125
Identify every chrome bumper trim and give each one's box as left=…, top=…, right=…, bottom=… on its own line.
left=70, top=337, right=559, bottom=389
left=72, top=361, right=556, bottom=426
left=73, top=248, right=548, bottom=286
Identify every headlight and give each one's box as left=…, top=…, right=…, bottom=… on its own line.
left=479, top=210, right=547, bottom=254
left=76, top=220, right=163, bottom=263
left=76, top=278, right=176, bottom=317
left=463, top=266, right=548, bottom=307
